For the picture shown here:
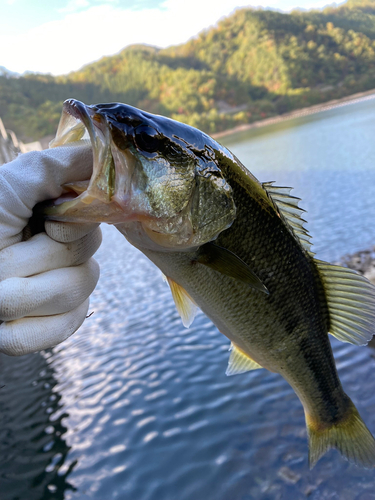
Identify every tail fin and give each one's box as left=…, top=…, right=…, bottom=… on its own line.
left=306, top=400, right=375, bottom=469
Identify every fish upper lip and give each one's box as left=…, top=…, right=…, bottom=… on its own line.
left=63, top=98, right=90, bottom=122
left=58, top=99, right=118, bottom=204
left=62, top=99, right=100, bottom=153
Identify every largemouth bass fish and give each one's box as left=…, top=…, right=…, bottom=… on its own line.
left=46, top=99, right=375, bottom=468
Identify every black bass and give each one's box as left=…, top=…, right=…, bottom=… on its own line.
left=46, top=99, right=375, bottom=468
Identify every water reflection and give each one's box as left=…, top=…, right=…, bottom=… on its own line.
left=0, top=351, right=75, bottom=499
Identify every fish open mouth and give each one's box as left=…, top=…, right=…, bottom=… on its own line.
left=45, top=99, right=133, bottom=224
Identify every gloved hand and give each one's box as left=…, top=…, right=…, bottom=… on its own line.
left=0, top=145, right=101, bottom=356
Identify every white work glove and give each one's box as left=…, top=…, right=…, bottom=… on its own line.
left=0, top=145, right=101, bottom=356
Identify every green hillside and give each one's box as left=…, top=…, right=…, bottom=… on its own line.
left=2, top=0, right=375, bottom=141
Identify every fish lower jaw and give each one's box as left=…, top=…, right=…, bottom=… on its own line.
left=44, top=192, right=134, bottom=224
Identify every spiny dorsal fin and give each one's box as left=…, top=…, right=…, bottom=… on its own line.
left=226, top=343, right=263, bottom=376
left=316, top=260, right=375, bottom=345
left=166, top=276, right=198, bottom=328
left=263, top=182, right=313, bottom=254
left=195, top=242, right=269, bottom=295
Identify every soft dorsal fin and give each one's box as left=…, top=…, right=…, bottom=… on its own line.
left=166, top=276, right=198, bottom=328
left=316, top=260, right=375, bottom=345
left=226, top=343, right=263, bottom=375
left=263, top=182, right=313, bottom=254
left=195, top=242, right=269, bottom=295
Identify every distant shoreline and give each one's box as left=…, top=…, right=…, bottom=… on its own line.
left=212, top=88, right=375, bottom=141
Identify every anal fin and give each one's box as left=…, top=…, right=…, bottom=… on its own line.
left=166, top=277, right=198, bottom=328
left=226, top=343, right=263, bottom=376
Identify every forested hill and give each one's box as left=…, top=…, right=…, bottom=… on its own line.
left=2, top=0, right=375, bottom=141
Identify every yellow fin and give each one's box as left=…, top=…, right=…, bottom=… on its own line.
left=306, top=399, right=375, bottom=469
left=226, top=343, right=263, bottom=376
left=166, top=277, right=198, bottom=328
left=316, top=260, right=375, bottom=345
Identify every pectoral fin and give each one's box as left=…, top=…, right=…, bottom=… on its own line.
left=226, top=343, right=263, bottom=375
left=195, top=243, right=269, bottom=295
left=166, top=277, right=198, bottom=328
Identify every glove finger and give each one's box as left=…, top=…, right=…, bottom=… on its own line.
left=45, top=221, right=100, bottom=243
left=0, top=145, right=93, bottom=251
left=0, top=227, right=102, bottom=281
left=0, top=299, right=90, bottom=356
left=0, top=259, right=99, bottom=321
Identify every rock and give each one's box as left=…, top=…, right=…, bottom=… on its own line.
left=364, top=264, right=375, bottom=284
left=339, top=247, right=375, bottom=276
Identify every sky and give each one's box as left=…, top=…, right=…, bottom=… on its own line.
left=1, top=0, right=340, bottom=76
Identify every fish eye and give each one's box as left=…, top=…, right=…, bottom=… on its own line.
left=134, top=125, right=161, bottom=153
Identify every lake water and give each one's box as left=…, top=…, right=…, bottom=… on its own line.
left=2, top=99, right=375, bottom=500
